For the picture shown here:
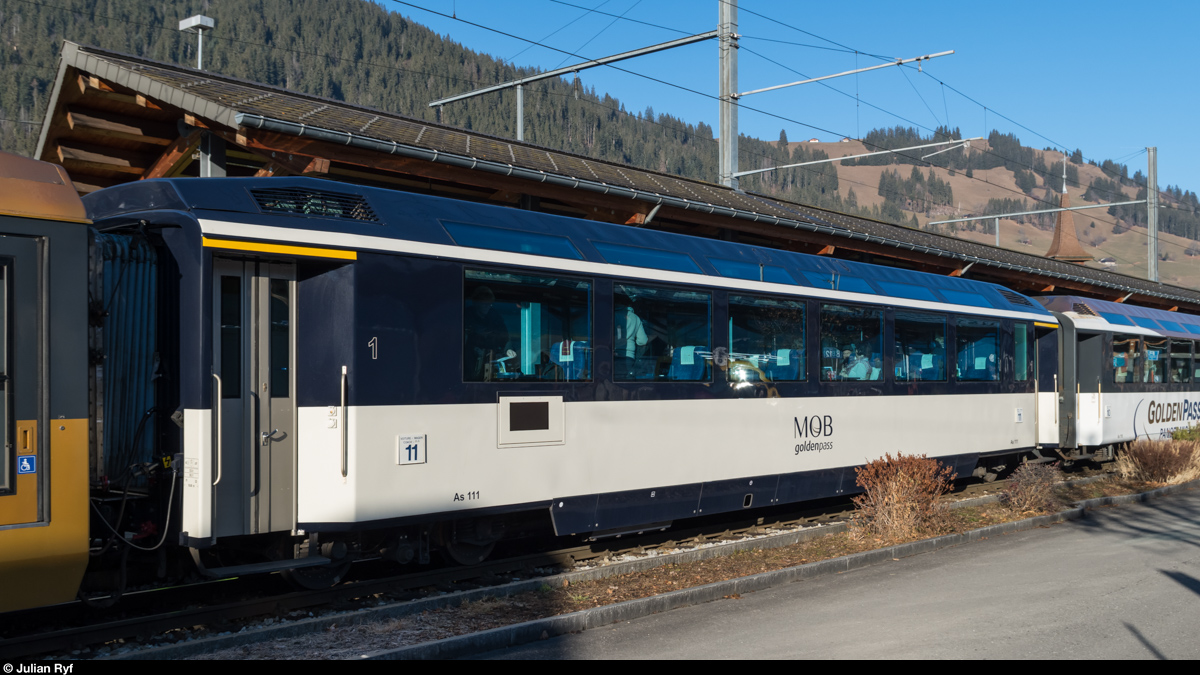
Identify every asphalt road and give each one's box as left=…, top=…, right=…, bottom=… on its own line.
left=475, top=487, right=1200, bottom=659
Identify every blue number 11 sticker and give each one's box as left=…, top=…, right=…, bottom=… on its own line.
left=396, top=434, right=426, bottom=465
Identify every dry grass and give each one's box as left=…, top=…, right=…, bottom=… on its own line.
left=999, top=462, right=1064, bottom=515
left=850, top=453, right=956, bottom=542
left=1116, top=439, right=1200, bottom=484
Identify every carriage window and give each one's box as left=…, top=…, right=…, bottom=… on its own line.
left=269, top=279, right=290, bottom=398
left=219, top=276, right=242, bottom=399
left=819, top=304, right=883, bottom=382
left=463, top=270, right=591, bottom=382
left=1014, top=323, right=1030, bottom=382
left=956, top=318, right=999, bottom=381
left=728, top=295, right=805, bottom=383
left=1195, top=341, right=1200, bottom=381
left=894, top=311, right=946, bottom=382
left=613, top=284, right=710, bottom=382
left=1113, top=334, right=1139, bottom=384
left=1143, top=336, right=1167, bottom=384
left=1169, top=340, right=1192, bottom=384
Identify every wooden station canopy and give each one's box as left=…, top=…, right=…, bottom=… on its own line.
left=35, top=42, right=1200, bottom=313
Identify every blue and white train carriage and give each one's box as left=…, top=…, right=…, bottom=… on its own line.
left=80, top=176, right=1151, bottom=575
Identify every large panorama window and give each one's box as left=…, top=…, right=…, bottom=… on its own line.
left=1170, top=340, right=1192, bottom=384
left=820, top=304, right=883, bottom=382
left=613, top=284, right=710, bottom=382
left=894, top=311, right=946, bottom=382
left=728, top=295, right=805, bottom=383
left=463, top=270, right=591, bottom=382
left=1143, top=336, right=1167, bottom=383
left=1113, top=334, right=1139, bottom=383
left=956, top=318, right=999, bottom=381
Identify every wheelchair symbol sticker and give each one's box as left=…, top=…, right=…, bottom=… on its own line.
left=17, top=456, right=36, bottom=474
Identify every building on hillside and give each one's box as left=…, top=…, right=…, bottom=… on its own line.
left=1045, top=192, right=1094, bottom=264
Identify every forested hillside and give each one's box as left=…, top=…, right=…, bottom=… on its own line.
left=1, top=0, right=1197, bottom=260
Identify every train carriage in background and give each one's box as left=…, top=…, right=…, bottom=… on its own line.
left=0, top=152, right=90, bottom=613
left=5, top=153, right=1200, bottom=612
left=1035, top=296, right=1200, bottom=452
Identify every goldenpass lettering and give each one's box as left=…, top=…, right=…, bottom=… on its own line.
left=1146, top=399, right=1200, bottom=426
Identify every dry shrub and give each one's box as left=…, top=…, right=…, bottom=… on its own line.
left=1116, top=439, right=1200, bottom=484
left=852, top=453, right=956, bottom=541
left=1000, top=462, right=1063, bottom=515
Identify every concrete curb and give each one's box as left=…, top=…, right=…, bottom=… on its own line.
left=112, top=477, right=1193, bottom=660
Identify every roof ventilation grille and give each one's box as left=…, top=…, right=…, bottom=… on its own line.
left=997, top=289, right=1034, bottom=307
left=1072, top=302, right=1099, bottom=317
left=250, top=187, right=379, bottom=222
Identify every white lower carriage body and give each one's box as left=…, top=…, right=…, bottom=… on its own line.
left=1077, top=391, right=1200, bottom=448
left=293, top=393, right=1036, bottom=535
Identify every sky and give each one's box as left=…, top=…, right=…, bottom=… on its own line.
left=381, top=0, right=1200, bottom=194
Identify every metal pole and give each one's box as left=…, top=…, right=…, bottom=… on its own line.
left=198, top=29, right=204, bottom=70
left=1147, top=146, right=1158, bottom=282
left=736, top=50, right=954, bottom=99
left=995, top=217, right=1000, bottom=247
left=719, top=0, right=738, bottom=189
left=516, top=84, right=524, bottom=142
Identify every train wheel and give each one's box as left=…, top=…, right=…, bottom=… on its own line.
left=441, top=539, right=496, bottom=566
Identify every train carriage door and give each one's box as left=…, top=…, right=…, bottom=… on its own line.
left=1034, top=322, right=1059, bottom=448
left=1052, top=313, right=1077, bottom=448
left=0, top=236, right=43, bottom=527
left=212, top=259, right=296, bottom=538
left=1076, top=331, right=1104, bottom=447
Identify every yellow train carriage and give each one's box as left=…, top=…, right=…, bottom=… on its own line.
left=0, top=151, right=90, bottom=613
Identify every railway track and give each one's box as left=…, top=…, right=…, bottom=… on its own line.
left=0, top=465, right=1114, bottom=660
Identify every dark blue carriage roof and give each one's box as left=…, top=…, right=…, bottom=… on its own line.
left=84, top=177, right=1052, bottom=316
left=1037, top=295, right=1200, bottom=339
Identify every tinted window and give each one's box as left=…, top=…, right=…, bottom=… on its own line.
left=801, top=271, right=875, bottom=295
left=1170, top=340, right=1191, bottom=384
left=729, top=295, right=805, bottom=383
left=444, top=222, right=582, bottom=260
left=269, top=279, right=289, bottom=398
left=464, top=270, right=592, bottom=382
left=219, top=276, right=241, bottom=399
left=1113, top=334, right=1139, bottom=383
left=876, top=281, right=938, bottom=302
left=592, top=242, right=701, bottom=274
left=956, top=318, right=999, bottom=381
left=939, top=289, right=991, bottom=308
left=1101, top=312, right=1134, bottom=327
left=710, top=258, right=797, bottom=285
left=1132, top=316, right=1161, bottom=330
left=1014, top=323, right=1030, bottom=382
left=819, top=304, right=883, bottom=382
left=614, top=284, right=710, bottom=381
left=1143, top=336, right=1167, bottom=383
left=895, top=311, right=946, bottom=382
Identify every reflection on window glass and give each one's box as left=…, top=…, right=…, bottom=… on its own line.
left=269, top=279, right=290, bottom=398
left=728, top=295, right=805, bottom=383
left=1195, top=341, right=1200, bottom=381
left=220, top=276, right=241, bottom=399
left=613, top=284, right=710, bottom=382
left=1169, top=340, right=1191, bottom=384
left=464, top=270, right=592, bottom=382
left=819, top=304, right=883, bottom=382
left=894, top=311, right=946, bottom=382
left=956, top=318, right=999, bottom=381
left=1113, top=334, right=1139, bottom=384
left=1014, top=323, right=1029, bottom=382
left=1143, top=337, right=1167, bottom=383
left=802, top=272, right=875, bottom=295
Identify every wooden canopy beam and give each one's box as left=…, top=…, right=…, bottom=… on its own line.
left=66, top=106, right=175, bottom=146
left=143, top=131, right=203, bottom=180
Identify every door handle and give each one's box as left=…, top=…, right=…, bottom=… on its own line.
left=261, top=429, right=279, bottom=446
